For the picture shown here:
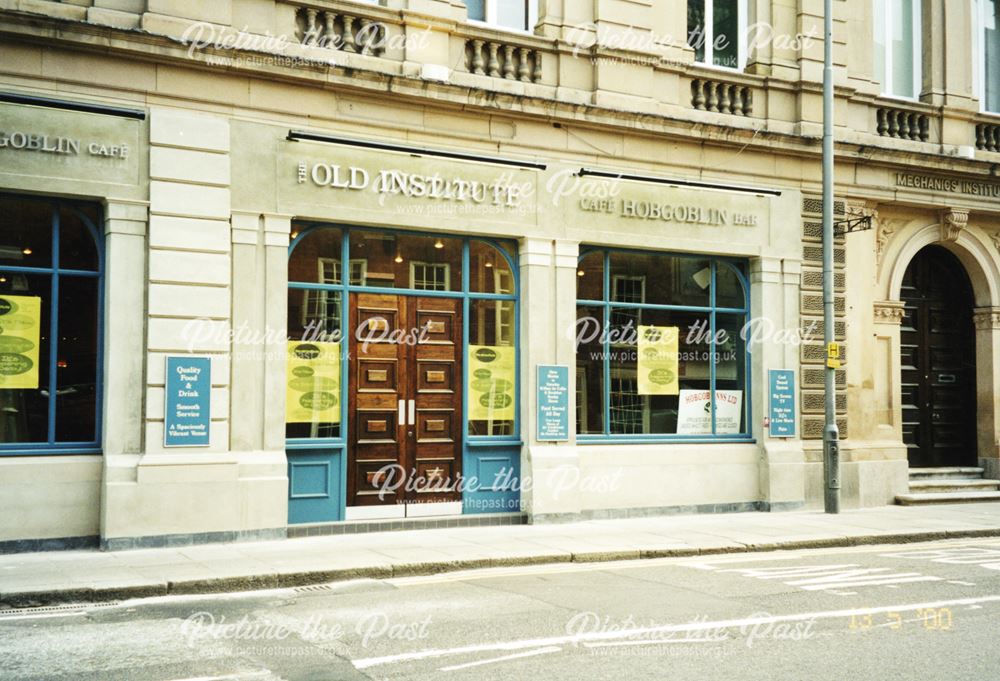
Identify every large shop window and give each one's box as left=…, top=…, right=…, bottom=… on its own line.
left=874, top=0, right=922, bottom=99
left=466, top=0, right=537, bottom=32
left=576, top=249, right=750, bottom=441
left=688, top=0, right=746, bottom=70
left=287, top=226, right=519, bottom=442
left=0, top=196, right=103, bottom=454
left=982, top=0, right=1000, bottom=112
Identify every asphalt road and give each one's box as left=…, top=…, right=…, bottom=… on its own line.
left=4, top=537, right=1000, bottom=680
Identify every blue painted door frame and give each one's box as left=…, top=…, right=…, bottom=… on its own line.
left=286, top=226, right=522, bottom=523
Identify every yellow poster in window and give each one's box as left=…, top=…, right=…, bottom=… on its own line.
left=468, top=345, right=516, bottom=421
left=0, top=295, right=41, bottom=390
left=286, top=341, right=341, bottom=424
left=637, top=325, right=679, bottom=395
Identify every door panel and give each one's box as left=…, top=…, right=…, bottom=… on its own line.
left=349, top=293, right=407, bottom=506
left=348, top=293, right=463, bottom=508
left=899, top=246, right=976, bottom=468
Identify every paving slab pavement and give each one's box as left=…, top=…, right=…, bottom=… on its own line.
left=4, top=503, right=1000, bottom=607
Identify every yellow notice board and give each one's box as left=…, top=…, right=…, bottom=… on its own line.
left=637, top=325, right=679, bottom=395
left=286, top=341, right=341, bottom=424
left=0, top=295, right=41, bottom=390
left=468, top=345, right=516, bottom=421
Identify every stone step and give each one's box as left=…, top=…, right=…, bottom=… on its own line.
left=896, top=491, right=1000, bottom=506
left=908, top=467, right=985, bottom=480
left=908, top=479, right=1000, bottom=493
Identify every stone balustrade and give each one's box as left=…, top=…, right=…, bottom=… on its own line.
left=976, top=120, right=1000, bottom=152
left=690, top=78, right=753, bottom=117
left=294, top=4, right=385, bottom=56
left=876, top=106, right=930, bottom=142
left=464, top=38, right=542, bottom=83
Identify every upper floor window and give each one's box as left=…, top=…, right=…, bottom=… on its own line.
left=982, top=0, right=1000, bottom=112
left=688, top=0, right=746, bottom=70
left=874, top=0, right=922, bottom=99
left=466, top=0, right=537, bottom=32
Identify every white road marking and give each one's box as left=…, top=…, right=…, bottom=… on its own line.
left=351, top=595, right=1000, bottom=670
left=438, top=646, right=561, bottom=671
left=582, top=638, right=720, bottom=648
left=0, top=611, right=87, bottom=622
left=720, top=564, right=942, bottom=592
left=949, top=580, right=977, bottom=586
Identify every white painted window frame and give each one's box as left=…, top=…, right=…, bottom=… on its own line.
left=467, top=0, right=539, bottom=34
left=409, top=261, right=451, bottom=291
left=977, top=0, right=1000, bottom=113
left=693, top=0, right=749, bottom=73
left=875, top=0, right=923, bottom=101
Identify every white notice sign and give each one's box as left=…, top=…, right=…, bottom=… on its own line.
left=676, top=390, right=743, bottom=435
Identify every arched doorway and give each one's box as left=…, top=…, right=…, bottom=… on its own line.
left=900, top=245, right=978, bottom=468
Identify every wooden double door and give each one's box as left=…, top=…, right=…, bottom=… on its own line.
left=900, top=246, right=977, bottom=468
left=348, top=293, right=463, bottom=507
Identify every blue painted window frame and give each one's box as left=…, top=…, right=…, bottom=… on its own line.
left=575, top=246, right=753, bottom=444
left=0, top=194, right=104, bottom=456
left=286, top=224, right=522, bottom=453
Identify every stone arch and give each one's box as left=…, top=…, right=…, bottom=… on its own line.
left=877, top=214, right=1000, bottom=471
left=880, top=218, right=1000, bottom=307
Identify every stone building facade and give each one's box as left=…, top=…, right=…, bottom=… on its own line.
left=0, top=0, right=997, bottom=550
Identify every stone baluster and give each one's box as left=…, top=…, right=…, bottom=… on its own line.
left=487, top=42, right=500, bottom=77
left=342, top=15, right=356, bottom=52
left=532, top=50, right=542, bottom=83
left=517, top=47, right=531, bottom=82
left=471, top=39, right=485, bottom=75
left=692, top=80, right=705, bottom=110
left=304, top=8, right=319, bottom=46
left=502, top=45, right=516, bottom=79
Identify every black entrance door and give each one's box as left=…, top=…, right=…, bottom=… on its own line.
left=900, top=246, right=977, bottom=468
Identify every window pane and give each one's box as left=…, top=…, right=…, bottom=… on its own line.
left=0, top=275, right=51, bottom=443
left=497, top=0, right=528, bottom=30
left=467, top=0, right=486, bottom=21
left=286, top=287, right=342, bottom=440
left=0, top=198, right=53, bottom=269
left=715, top=313, right=748, bottom=435
left=713, top=0, right=740, bottom=68
left=60, top=205, right=100, bottom=271
left=468, top=299, right=516, bottom=436
left=891, top=0, right=916, bottom=97
left=607, top=309, right=711, bottom=435
left=987, top=0, right=1000, bottom=112
left=576, top=251, right=604, bottom=301
left=688, top=0, right=707, bottom=62
left=470, top=241, right=515, bottom=294
left=874, top=0, right=887, bottom=89
left=575, top=305, right=604, bottom=434
left=716, top=262, right=748, bottom=309
left=349, top=232, right=462, bottom=291
left=289, top=227, right=343, bottom=284
left=609, top=252, right=711, bottom=307
left=56, top=276, right=99, bottom=442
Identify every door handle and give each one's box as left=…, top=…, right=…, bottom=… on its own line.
left=408, top=399, right=415, bottom=425
left=398, top=398, right=406, bottom=427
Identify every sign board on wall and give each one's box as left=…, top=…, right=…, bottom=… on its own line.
left=676, top=390, right=743, bottom=435
left=0, top=295, right=41, bottom=390
left=0, top=102, right=141, bottom=188
left=768, top=369, right=796, bottom=438
left=164, top=356, right=211, bottom=447
left=537, top=364, right=569, bottom=441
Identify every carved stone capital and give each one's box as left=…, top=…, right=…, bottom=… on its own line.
left=991, top=230, right=1000, bottom=253
left=940, top=208, right=969, bottom=243
left=874, top=300, right=906, bottom=324
left=973, top=307, right=1000, bottom=330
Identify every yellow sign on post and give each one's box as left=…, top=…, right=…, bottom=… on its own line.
left=468, top=345, right=516, bottom=421
left=0, top=295, right=41, bottom=390
left=637, top=325, right=680, bottom=395
left=826, top=342, right=841, bottom=369
left=286, top=341, right=341, bottom=424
